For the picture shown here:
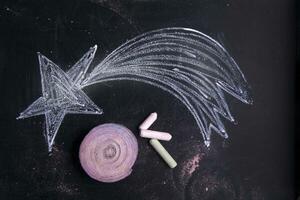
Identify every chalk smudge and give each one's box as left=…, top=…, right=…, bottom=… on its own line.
left=16, top=145, right=80, bottom=198
left=182, top=154, right=202, bottom=176
left=173, top=141, right=213, bottom=191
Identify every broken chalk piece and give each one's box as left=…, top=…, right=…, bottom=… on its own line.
left=149, top=139, right=177, bottom=168
left=139, top=112, right=157, bottom=130
left=140, top=129, right=172, bottom=141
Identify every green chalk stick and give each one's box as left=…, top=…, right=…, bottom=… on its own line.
left=149, top=139, right=177, bottom=168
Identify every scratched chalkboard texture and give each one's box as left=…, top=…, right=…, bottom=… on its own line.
left=0, top=0, right=295, bottom=200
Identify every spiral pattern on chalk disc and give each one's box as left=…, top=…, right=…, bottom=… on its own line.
left=79, top=123, right=138, bottom=182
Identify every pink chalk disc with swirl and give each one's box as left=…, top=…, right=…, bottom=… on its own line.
left=79, top=123, right=138, bottom=183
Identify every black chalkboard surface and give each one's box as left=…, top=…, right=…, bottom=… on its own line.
left=0, top=0, right=296, bottom=199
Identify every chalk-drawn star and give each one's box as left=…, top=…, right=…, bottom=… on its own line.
left=17, top=46, right=102, bottom=151
left=18, top=28, right=252, bottom=152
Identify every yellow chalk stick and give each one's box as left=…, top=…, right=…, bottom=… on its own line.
left=149, top=139, right=177, bottom=168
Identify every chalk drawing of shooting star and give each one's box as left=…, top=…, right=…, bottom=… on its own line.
left=17, top=27, right=253, bottom=152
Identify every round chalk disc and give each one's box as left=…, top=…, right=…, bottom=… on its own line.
left=79, top=123, right=138, bottom=183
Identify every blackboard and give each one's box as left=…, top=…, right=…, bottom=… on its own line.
left=0, top=0, right=296, bottom=199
